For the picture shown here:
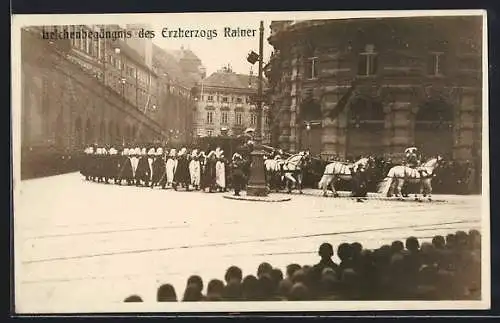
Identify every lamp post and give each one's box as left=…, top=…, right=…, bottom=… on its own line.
left=246, top=20, right=269, bottom=197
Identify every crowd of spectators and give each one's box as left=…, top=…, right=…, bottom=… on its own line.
left=124, top=230, right=481, bottom=303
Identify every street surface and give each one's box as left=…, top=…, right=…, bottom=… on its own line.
left=15, top=173, right=482, bottom=312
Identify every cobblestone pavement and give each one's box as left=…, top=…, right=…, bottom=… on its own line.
left=14, top=173, right=483, bottom=312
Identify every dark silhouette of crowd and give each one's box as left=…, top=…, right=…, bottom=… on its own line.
left=124, top=229, right=481, bottom=302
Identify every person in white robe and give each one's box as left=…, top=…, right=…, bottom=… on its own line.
left=189, top=149, right=201, bottom=190
left=147, top=148, right=155, bottom=186
left=166, top=148, right=177, bottom=187
left=215, top=149, right=226, bottom=192
left=130, top=147, right=140, bottom=181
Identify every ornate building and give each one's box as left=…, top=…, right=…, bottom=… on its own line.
left=194, top=66, right=271, bottom=143
left=266, top=17, right=483, bottom=162
left=21, top=25, right=200, bottom=178
left=152, top=45, right=204, bottom=146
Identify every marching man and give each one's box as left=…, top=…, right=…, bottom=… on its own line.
left=173, top=147, right=191, bottom=191
left=152, top=147, right=166, bottom=189
left=130, top=147, right=140, bottom=185
left=404, top=146, right=421, bottom=168
left=120, top=148, right=134, bottom=185
left=215, top=147, right=226, bottom=192
left=189, top=149, right=202, bottom=190
left=231, top=152, right=246, bottom=196
left=166, top=148, right=177, bottom=187
left=146, top=148, right=156, bottom=187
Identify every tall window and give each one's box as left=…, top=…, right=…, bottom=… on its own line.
left=221, top=112, right=228, bottom=124
left=222, top=97, right=229, bottom=103
left=305, top=57, right=318, bottom=79
left=207, top=95, right=214, bottom=102
left=207, top=130, right=213, bottom=136
left=251, top=114, right=257, bottom=125
left=127, top=66, right=136, bottom=78
left=236, top=97, right=243, bottom=103
left=265, top=115, right=270, bottom=125
left=358, top=44, right=378, bottom=76
left=236, top=113, right=242, bottom=125
left=92, top=39, right=98, bottom=58
left=428, top=52, right=445, bottom=76
left=207, top=111, right=214, bottom=124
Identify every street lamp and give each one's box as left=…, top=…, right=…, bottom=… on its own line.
left=303, top=120, right=320, bottom=151
left=245, top=20, right=269, bottom=197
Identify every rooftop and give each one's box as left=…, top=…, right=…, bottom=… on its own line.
left=203, top=69, right=266, bottom=90
left=152, top=44, right=197, bottom=87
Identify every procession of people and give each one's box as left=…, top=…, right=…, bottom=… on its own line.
left=78, top=138, right=477, bottom=198
left=80, top=144, right=251, bottom=195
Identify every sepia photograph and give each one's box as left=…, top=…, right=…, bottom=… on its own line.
left=11, top=10, right=489, bottom=313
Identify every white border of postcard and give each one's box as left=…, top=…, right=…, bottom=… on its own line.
left=11, top=9, right=490, bottom=313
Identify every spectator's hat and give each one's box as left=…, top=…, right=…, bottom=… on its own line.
left=216, top=150, right=224, bottom=159
left=191, top=149, right=198, bottom=158
left=405, top=147, right=418, bottom=154
left=156, top=147, right=163, bottom=156
left=147, top=148, right=155, bottom=156
left=178, top=147, right=187, bottom=156
left=232, top=153, right=242, bottom=160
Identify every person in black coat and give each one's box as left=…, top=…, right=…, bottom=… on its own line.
left=231, top=153, right=246, bottom=196
left=202, top=151, right=217, bottom=192
left=152, top=147, right=167, bottom=188
left=116, top=148, right=132, bottom=185
left=351, top=164, right=368, bottom=202
left=106, top=147, right=120, bottom=184
left=135, top=148, right=150, bottom=186
left=173, top=147, right=191, bottom=191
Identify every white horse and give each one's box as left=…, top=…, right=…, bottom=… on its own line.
left=264, top=155, right=285, bottom=192
left=318, top=157, right=374, bottom=197
left=377, top=156, right=443, bottom=201
left=282, top=152, right=311, bottom=194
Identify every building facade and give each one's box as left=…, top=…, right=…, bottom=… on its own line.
left=152, top=45, right=203, bottom=146
left=21, top=25, right=200, bottom=178
left=266, top=17, right=482, bottom=162
left=194, top=66, right=271, bottom=143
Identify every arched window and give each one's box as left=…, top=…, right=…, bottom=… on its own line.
left=85, top=118, right=93, bottom=145
left=116, top=124, right=121, bottom=144
left=100, top=121, right=106, bottom=145
left=415, top=99, right=454, bottom=158
left=55, top=110, right=64, bottom=147
left=125, top=125, right=131, bottom=143
left=74, top=117, right=82, bottom=148
left=299, top=92, right=322, bottom=121
left=108, top=121, right=114, bottom=144
left=346, top=97, right=385, bottom=158
left=132, top=125, right=137, bottom=140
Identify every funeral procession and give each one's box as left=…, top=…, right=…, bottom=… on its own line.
left=16, top=16, right=485, bottom=310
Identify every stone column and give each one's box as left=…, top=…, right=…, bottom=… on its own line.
left=382, top=86, right=416, bottom=161
left=320, top=86, right=349, bottom=159
left=289, top=101, right=298, bottom=152
left=390, top=102, right=413, bottom=159
left=454, top=91, right=478, bottom=160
